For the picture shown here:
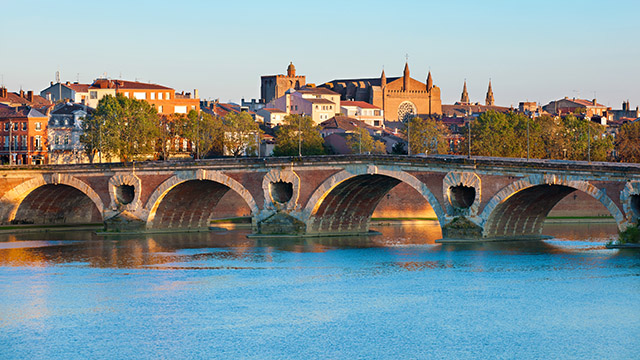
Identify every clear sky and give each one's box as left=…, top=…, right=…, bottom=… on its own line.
left=1, top=0, right=638, bottom=108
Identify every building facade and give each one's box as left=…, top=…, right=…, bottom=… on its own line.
left=321, top=63, right=443, bottom=121
left=88, top=79, right=199, bottom=115
left=266, top=87, right=340, bottom=124
left=340, top=101, right=384, bottom=127
left=0, top=105, right=48, bottom=164
left=48, top=103, right=94, bottom=164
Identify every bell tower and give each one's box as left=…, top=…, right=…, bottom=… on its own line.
left=485, top=80, right=495, bottom=106
left=460, top=80, right=470, bottom=104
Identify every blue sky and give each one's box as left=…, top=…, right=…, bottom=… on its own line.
left=1, top=0, right=638, bottom=108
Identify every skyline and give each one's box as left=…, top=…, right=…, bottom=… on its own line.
left=1, top=0, right=639, bottom=108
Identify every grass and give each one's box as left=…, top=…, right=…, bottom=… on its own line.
left=209, top=217, right=251, bottom=224
left=371, top=217, right=438, bottom=221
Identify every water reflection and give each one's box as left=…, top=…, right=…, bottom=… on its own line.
left=0, top=221, right=629, bottom=269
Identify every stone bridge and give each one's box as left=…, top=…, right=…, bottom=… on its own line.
left=0, top=155, right=638, bottom=241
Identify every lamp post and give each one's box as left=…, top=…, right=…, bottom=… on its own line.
left=298, top=116, right=302, bottom=157
left=587, top=124, right=591, bottom=163
left=407, top=117, right=411, bottom=156
left=527, top=117, right=530, bottom=161
left=8, top=120, right=12, bottom=165
left=467, top=121, right=471, bottom=159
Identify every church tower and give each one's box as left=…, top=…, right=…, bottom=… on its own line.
left=460, top=80, right=470, bottom=104
left=426, top=71, right=433, bottom=90
left=403, top=62, right=410, bottom=91
left=485, top=80, right=495, bottom=106
left=381, top=68, right=387, bottom=88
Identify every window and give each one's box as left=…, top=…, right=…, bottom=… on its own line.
left=133, top=92, right=146, bottom=100
left=124, top=92, right=129, bottom=98
left=295, top=105, right=298, bottom=110
left=174, top=106, right=187, bottom=114
left=21, top=135, right=27, bottom=147
left=34, top=135, right=41, bottom=149
left=13, top=123, right=18, bottom=131
left=158, top=106, right=163, bottom=113
left=54, top=135, right=59, bottom=145
left=64, top=135, right=69, bottom=145
left=166, top=92, right=170, bottom=100
left=90, top=91, right=97, bottom=99
left=158, top=92, right=163, bottom=100
left=316, top=105, right=319, bottom=109
left=183, top=139, right=187, bottom=151
left=22, top=122, right=27, bottom=131
left=4, top=123, right=8, bottom=131
left=35, top=122, right=41, bottom=131
left=150, top=92, right=155, bottom=100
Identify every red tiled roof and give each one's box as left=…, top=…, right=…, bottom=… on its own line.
left=296, top=87, right=339, bottom=96
left=90, top=79, right=173, bottom=91
left=262, top=108, right=287, bottom=113
left=569, top=99, right=606, bottom=108
left=341, top=101, right=380, bottom=109
left=305, top=98, right=335, bottom=104
left=0, top=105, right=47, bottom=119
left=64, top=83, right=90, bottom=93
left=0, top=91, right=52, bottom=107
left=320, top=116, right=378, bottom=131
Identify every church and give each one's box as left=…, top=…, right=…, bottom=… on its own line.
left=320, top=62, right=442, bottom=121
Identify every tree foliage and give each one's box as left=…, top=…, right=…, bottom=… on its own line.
left=463, top=111, right=613, bottom=161
left=405, top=117, right=450, bottom=155
left=80, top=94, right=160, bottom=163
left=222, top=112, right=261, bottom=157
left=345, top=127, right=387, bottom=154
left=183, top=110, right=224, bottom=158
left=615, top=121, right=640, bottom=163
left=273, top=114, right=326, bottom=156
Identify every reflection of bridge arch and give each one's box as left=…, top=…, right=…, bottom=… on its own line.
left=480, top=174, right=626, bottom=238
left=145, top=170, right=258, bottom=229
left=0, top=173, right=105, bottom=224
left=302, top=165, right=445, bottom=235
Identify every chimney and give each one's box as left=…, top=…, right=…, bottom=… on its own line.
left=66, top=81, right=70, bottom=85
left=50, top=81, right=53, bottom=86
left=19, top=89, right=25, bottom=98
left=0, top=87, right=6, bottom=97
left=27, top=91, right=33, bottom=102
left=592, top=98, right=597, bottom=105
left=194, top=89, right=199, bottom=99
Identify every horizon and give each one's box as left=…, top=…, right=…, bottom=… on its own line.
left=1, top=0, right=638, bottom=109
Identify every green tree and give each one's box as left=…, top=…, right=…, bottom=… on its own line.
left=346, top=127, right=374, bottom=154
left=273, top=114, right=326, bottom=156
left=81, top=94, right=160, bottom=163
left=615, top=121, right=640, bottom=163
left=222, top=112, right=261, bottom=157
left=157, top=113, right=188, bottom=160
left=183, top=110, right=224, bottom=159
left=406, top=117, right=450, bottom=155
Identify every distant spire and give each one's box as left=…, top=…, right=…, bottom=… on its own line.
left=461, top=80, right=470, bottom=104
left=380, top=68, right=387, bottom=87
left=485, top=79, right=495, bottom=106
left=426, top=71, right=433, bottom=90
left=403, top=62, right=410, bottom=91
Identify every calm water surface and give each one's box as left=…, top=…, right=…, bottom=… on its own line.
left=0, top=222, right=638, bottom=359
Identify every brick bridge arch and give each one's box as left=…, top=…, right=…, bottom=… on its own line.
left=0, top=173, right=105, bottom=224
left=301, top=165, right=445, bottom=235
left=479, top=174, right=626, bottom=238
left=144, top=170, right=258, bottom=229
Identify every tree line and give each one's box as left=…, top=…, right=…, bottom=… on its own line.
left=79, top=94, right=640, bottom=163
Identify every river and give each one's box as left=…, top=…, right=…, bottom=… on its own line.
left=0, top=222, right=639, bottom=359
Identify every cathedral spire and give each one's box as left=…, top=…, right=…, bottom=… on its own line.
left=461, top=80, right=470, bottom=104
left=485, top=79, right=494, bottom=106
left=426, top=71, right=433, bottom=90
left=403, top=62, right=410, bottom=91
left=381, top=68, right=386, bottom=87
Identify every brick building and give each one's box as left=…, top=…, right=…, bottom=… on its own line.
left=542, top=97, right=609, bottom=117
left=0, top=105, right=48, bottom=164
left=87, top=79, right=200, bottom=115
left=261, top=62, right=306, bottom=104
left=0, top=87, right=52, bottom=113
left=321, top=62, right=443, bottom=121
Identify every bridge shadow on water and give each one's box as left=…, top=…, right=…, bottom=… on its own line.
left=0, top=220, right=627, bottom=269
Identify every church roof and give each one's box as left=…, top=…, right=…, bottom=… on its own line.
left=323, top=77, right=401, bottom=87
left=296, top=87, right=339, bottom=96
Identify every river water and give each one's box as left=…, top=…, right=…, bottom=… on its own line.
left=0, top=222, right=638, bottom=359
